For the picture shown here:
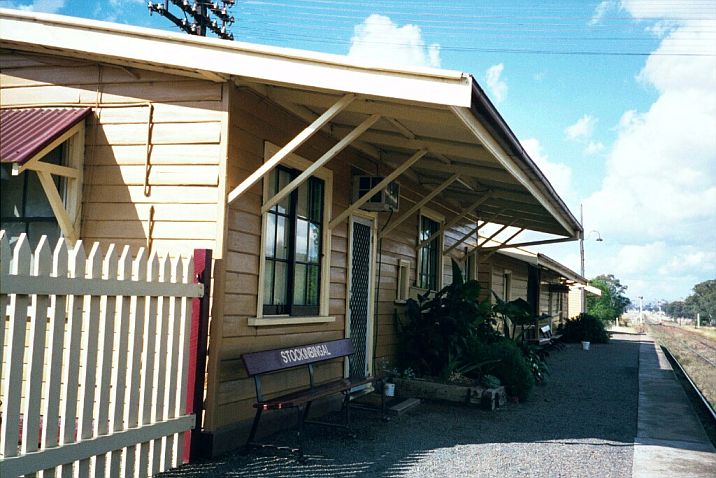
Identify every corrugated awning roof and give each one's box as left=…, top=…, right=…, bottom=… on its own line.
left=0, top=107, right=92, bottom=165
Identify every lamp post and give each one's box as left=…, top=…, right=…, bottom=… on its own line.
left=579, top=204, right=603, bottom=313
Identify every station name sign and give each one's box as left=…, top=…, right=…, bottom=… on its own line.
left=280, top=344, right=332, bottom=364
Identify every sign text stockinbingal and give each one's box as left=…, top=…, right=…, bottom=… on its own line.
left=280, top=344, right=332, bottom=364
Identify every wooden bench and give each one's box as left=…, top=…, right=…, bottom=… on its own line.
left=538, top=324, right=564, bottom=350
left=241, top=338, right=374, bottom=453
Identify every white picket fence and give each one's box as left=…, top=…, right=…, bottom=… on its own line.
left=0, top=232, right=203, bottom=477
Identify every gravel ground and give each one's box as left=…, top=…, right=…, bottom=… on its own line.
left=160, top=332, right=641, bottom=477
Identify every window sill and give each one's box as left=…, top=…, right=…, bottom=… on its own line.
left=248, top=316, right=336, bottom=327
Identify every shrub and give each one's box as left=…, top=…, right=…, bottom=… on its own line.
left=465, top=337, right=535, bottom=401
left=395, top=260, right=492, bottom=378
left=559, top=313, right=610, bottom=343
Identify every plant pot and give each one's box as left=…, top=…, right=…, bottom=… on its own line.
left=384, top=382, right=396, bottom=397
left=582, top=341, right=591, bottom=351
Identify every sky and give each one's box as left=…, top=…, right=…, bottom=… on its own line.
left=2, top=0, right=715, bottom=303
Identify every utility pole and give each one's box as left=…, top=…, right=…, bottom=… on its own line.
left=148, top=1, right=235, bottom=40
left=638, top=296, right=644, bottom=325
left=580, top=204, right=586, bottom=313
left=578, top=203, right=603, bottom=315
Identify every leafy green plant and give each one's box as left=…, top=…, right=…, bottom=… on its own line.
left=395, top=259, right=492, bottom=378
left=492, top=295, right=534, bottom=340
left=465, top=337, right=535, bottom=401
left=518, top=342, right=549, bottom=384
left=481, top=374, right=501, bottom=388
left=558, top=313, right=610, bottom=343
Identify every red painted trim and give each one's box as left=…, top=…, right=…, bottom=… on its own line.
left=184, top=248, right=212, bottom=464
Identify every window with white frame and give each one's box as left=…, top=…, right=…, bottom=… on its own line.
left=502, top=270, right=512, bottom=301
left=0, top=108, right=86, bottom=247
left=262, top=165, right=325, bottom=316
left=417, top=213, right=442, bottom=291
left=465, top=250, right=477, bottom=282
left=396, top=259, right=411, bottom=301
left=1, top=145, right=64, bottom=247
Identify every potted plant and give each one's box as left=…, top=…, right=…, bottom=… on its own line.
left=376, top=358, right=398, bottom=397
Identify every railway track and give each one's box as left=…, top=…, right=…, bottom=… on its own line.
left=661, top=345, right=716, bottom=439
left=651, top=323, right=716, bottom=367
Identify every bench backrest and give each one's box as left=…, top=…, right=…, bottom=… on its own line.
left=242, top=338, right=354, bottom=376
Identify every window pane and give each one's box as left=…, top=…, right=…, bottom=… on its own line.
left=308, top=222, right=320, bottom=263
left=418, top=216, right=439, bottom=290
left=307, top=265, right=320, bottom=305
left=295, top=219, right=309, bottom=262
left=275, top=169, right=292, bottom=214
left=0, top=164, right=24, bottom=218
left=265, top=213, right=276, bottom=258
left=310, top=179, right=323, bottom=222
left=293, top=263, right=307, bottom=305
left=263, top=260, right=274, bottom=304
left=296, top=182, right=308, bottom=219
left=24, top=171, right=55, bottom=218
left=273, top=261, right=288, bottom=305
left=275, top=215, right=289, bottom=259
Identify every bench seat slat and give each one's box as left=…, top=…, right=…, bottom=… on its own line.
left=255, top=379, right=352, bottom=410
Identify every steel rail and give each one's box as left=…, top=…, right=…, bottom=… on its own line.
left=661, top=345, right=716, bottom=427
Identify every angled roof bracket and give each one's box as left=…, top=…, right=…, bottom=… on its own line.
left=416, top=191, right=494, bottom=250
left=227, top=93, right=356, bottom=204
left=378, top=173, right=461, bottom=239
left=329, top=148, right=427, bottom=229
left=261, top=113, right=381, bottom=214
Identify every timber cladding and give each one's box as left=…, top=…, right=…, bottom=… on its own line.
left=0, top=49, right=224, bottom=257
left=214, top=86, right=483, bottom=430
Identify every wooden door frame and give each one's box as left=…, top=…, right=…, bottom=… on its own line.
left=344, top=211, right=378, bottom=379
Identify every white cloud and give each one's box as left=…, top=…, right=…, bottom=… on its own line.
left=582, top=3, right=716, bottom=300
left=1, top=0, right=65, bottom=12
left=565, top=114, right=597, bottom=141
left=521, top=138, right=573, bottom=203
left=348, top=14, right=441, bottom=68
left=584, top=141, right=605, bottom=155
left=485, top=63, right=508, bottom=103
left=589, top=1, right=616, bottom=26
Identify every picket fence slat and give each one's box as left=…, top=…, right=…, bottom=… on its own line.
left=41, top=238, right=69, bottom=478
left=0, top=233, right=201, bottom=478
left=1, top=236, right=31, bottom=458
left=108, top=246, right=132, bottom=477
left=0, top=233, right=10, bottom=401
left=177, top=256, right=194, bottom=464
left=152, top=256, right=171, bottom=474
left=21, top=237, right=52, bottom=459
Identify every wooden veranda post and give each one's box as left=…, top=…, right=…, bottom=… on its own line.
left=185, top=248, right=212, bottom=462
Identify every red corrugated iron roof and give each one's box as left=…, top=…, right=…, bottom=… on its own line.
left=0, top=107, right=92, bottom=165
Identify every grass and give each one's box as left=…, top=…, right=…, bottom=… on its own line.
left=647, top=323, right=716, bottom=412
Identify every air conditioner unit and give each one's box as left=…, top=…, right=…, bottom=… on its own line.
left=352, top=176, right=400, bottom=212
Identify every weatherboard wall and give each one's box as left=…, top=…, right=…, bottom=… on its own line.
left=0, top=49, right=226, bottom=256
left=212, top=85, right=480, bottom=433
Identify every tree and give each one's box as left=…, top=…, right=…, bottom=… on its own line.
left=687, top=280, right=716, bottom=324
left=586, top=274, right=631, bottom=323
left=662, top=279, right=716, bottom=324
left=664, top=300, right=691, bottom=319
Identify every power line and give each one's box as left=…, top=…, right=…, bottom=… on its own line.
left=148, top=0, right=236, bottom=40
